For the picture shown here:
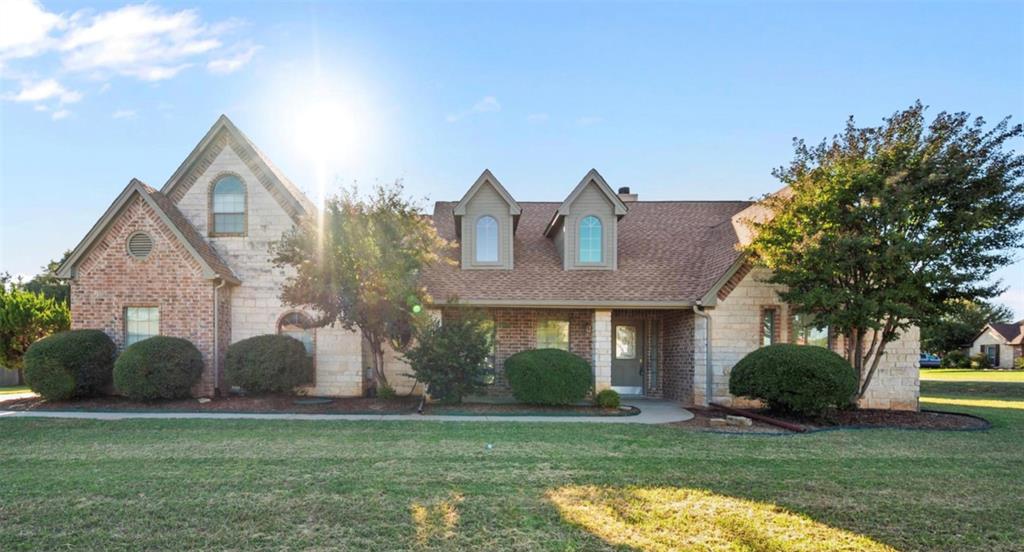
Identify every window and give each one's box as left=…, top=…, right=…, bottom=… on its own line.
left=578, top=216, right=602, bottom=263
left=615, top=325, right=637, bottom=359
left=536, top=320, right=570, bottom=350
left=793, top=313, right=829, bottom=348
left=125, top=307, right=159, bottom=346
left=477, top=317, right=497, bottom=385
left=211, top=175, right=245, bottom=235
left=278, top=312, right=315, bottom=357
left=475, top=216, right=498, bottom=262
left=761, top=308, right=778, bottom=347
left=982, top=345, right=1000, bottom=366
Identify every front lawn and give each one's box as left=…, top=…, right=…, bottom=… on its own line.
left=920, top=368, right=1024, bottom=382
left=1, top=384, right=1021, bottom=551
left=0, top=386, right=30, bottom=395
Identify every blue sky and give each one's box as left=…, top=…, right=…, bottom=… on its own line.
left=1, top=0, right=1022, bottom=316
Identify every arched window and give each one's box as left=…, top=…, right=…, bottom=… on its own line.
left=579, top=216, right=602, bottom=263
left=475, top=215, right=499, bottom=262
left=278, top=312, right=315, bottom=357
left=211, top=175, right=245, bottom=235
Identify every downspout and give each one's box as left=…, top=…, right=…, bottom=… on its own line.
left=692, top=304, right=713, bottom=405
left=213, top=278, right=228, bottom=397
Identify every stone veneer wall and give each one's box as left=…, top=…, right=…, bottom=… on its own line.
left=172, top=139, right=369, bottom=397
left=698, top=266, right=920, bottom=411
left=69, top=195, right=221, bottom=396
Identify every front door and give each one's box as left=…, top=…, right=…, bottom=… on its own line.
left=611, top=323, right=644, bottom=395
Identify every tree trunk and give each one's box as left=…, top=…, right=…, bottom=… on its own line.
left=855, top=320, right=896, bottom=401
left=365, top=335, right=390, bottom=392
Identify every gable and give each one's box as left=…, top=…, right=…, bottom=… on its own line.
left=453, top=170, right=521, bottom=217
left=161, top=115, right=315, bottom=224
left=544, top=169, right=627, bottom=237
left=57, top=179, right=238, bottom=283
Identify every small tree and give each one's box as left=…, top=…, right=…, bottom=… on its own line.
left=0, top=281, right=71, bottom=382
left=22, top=251, right=72, bottom=306
left=404, top=309, right=493, bottom=404
left=745, top=102, right=1024, bottom=401
left=273, top=182, right=449, bottom=391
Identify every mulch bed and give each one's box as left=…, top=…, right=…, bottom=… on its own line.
left=0, top=394, right=420, bottom=415
left=424, top=403, right=639, bottom=417
left=730, top=407, right=990, bottom=432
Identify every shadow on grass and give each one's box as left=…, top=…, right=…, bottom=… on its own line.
left=548, top=485, right=895, bottom=552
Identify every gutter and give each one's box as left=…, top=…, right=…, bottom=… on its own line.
left=692, top=304, right=713, bottom=405
left=213, top=278, right=228, bottom=396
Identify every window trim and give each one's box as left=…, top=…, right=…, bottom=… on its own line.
left=124, top=306, right=160, bottom=347
left=208, top=172, right=248, bottom=237
left=473, top=214, right=500, bottom=264
left=577, top=215, right=603, bottom=264
left=277, top=311, right=317, bottom=385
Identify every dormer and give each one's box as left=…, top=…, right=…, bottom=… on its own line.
left=454, top=170, right=522, bottom=269
left=544, top=169, right=628, bottom=270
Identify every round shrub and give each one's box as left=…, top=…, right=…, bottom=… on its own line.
left=505, top=348, right=592, bottom=405
left=969, top=353, right=992, bottom=369
left=114, top=336, right=204, bottom=400
left=940, top=350, right=970, bottom=369
left=23, top=329, right=116, bottom=400
left=728, top=343, right=857, bottom=416
left=595, top=389, right=621, bottom=409
left=225, top=334, right=310, bottom=393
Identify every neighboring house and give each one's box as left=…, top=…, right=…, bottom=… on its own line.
left=970, top=321, right=1024, bottom=368
left=57, top=115, right=920, bottom=409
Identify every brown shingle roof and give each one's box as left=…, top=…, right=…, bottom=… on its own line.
left=421, top=200, right=753, bottom=306
left=988, top=321, right=1024, bottom=344
left=140, top=182, right=239, bottom=283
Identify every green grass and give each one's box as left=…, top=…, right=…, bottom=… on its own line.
left=921, top=368, right=1024, bottom=382
left=1, top=384, right=1022, bottom=551
left=0, top=386, right=30, bottom=395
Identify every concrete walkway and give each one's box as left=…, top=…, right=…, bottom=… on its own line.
left=0, top=398, right=693, bottom=424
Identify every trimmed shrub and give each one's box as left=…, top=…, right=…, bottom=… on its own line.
left=404, top=309, right=493, bottom=404
left=940, top=350, right=970, bottom=368
left=505, top=349, right=592, bottom=405
left=1015, top=356, right=1024, bottom=370
left=225, top=335, right=311, bottom=393
left=970, top=353, right=992, bottom=369
left=23, top=329, right=116, bottom=400
left=595, top=389, right=621, bottom=409
left=114, top=336, right=203, bottom=400
left=729, top=344, right=858, bottom=416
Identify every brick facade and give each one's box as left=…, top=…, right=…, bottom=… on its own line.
left=69, top=194, right=225, bottom=396
left=661, top=310, right=694, bottom=403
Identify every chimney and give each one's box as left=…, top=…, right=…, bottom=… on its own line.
left=617, top=186, right=638, bottom=202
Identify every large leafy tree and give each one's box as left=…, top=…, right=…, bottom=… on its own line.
left=745, top=102, right=1024, bottom=400
left=22, top=251, right=72, bottom=306
left=273, top=182, right=450, bottom=391
left=920, top=300, right=1015, bottom=355
left=0, top=276, right=71, bottom=381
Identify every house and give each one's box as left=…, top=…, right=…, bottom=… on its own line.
left=970, top=321, right=1024, bottom=368
left=57, top=115, right=920, bottom=409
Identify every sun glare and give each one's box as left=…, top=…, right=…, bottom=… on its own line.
left=293, top=97, right=361, bottom=165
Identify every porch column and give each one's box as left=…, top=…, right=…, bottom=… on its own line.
left=692, top=314, right=710, bottom=406
left=593, top=310, right=612, bottom=391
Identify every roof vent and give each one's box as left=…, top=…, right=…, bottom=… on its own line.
left=127, top=232, right=153, bottom=259
left=617, top=186, right=638, bottom=202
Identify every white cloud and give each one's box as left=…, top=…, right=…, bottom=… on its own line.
left=112, top=109, right=136, bottom=119
left=51, top=108, right=70, bottom=120
left=576, top=116, right=603, bottom=126
left=60, top=4, right=223, bottom=81
left=446, top=95, right=502, bottom=123
left=0, top=0, right=66, bottom=61
left=527, top=113, right=548, bottom=124
left=207, top=44, right=260, bottom=75
left=6, top=78, right=81, bottom=104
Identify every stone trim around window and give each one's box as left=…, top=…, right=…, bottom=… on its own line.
left=207, top=171, right=248, bottom=237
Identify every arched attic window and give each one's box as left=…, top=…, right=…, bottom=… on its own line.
left=579, top=216, right=602, bottom=263
left=211, top=175, right=246, bottom=235
left=475, top=215, right=499, bottom=262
